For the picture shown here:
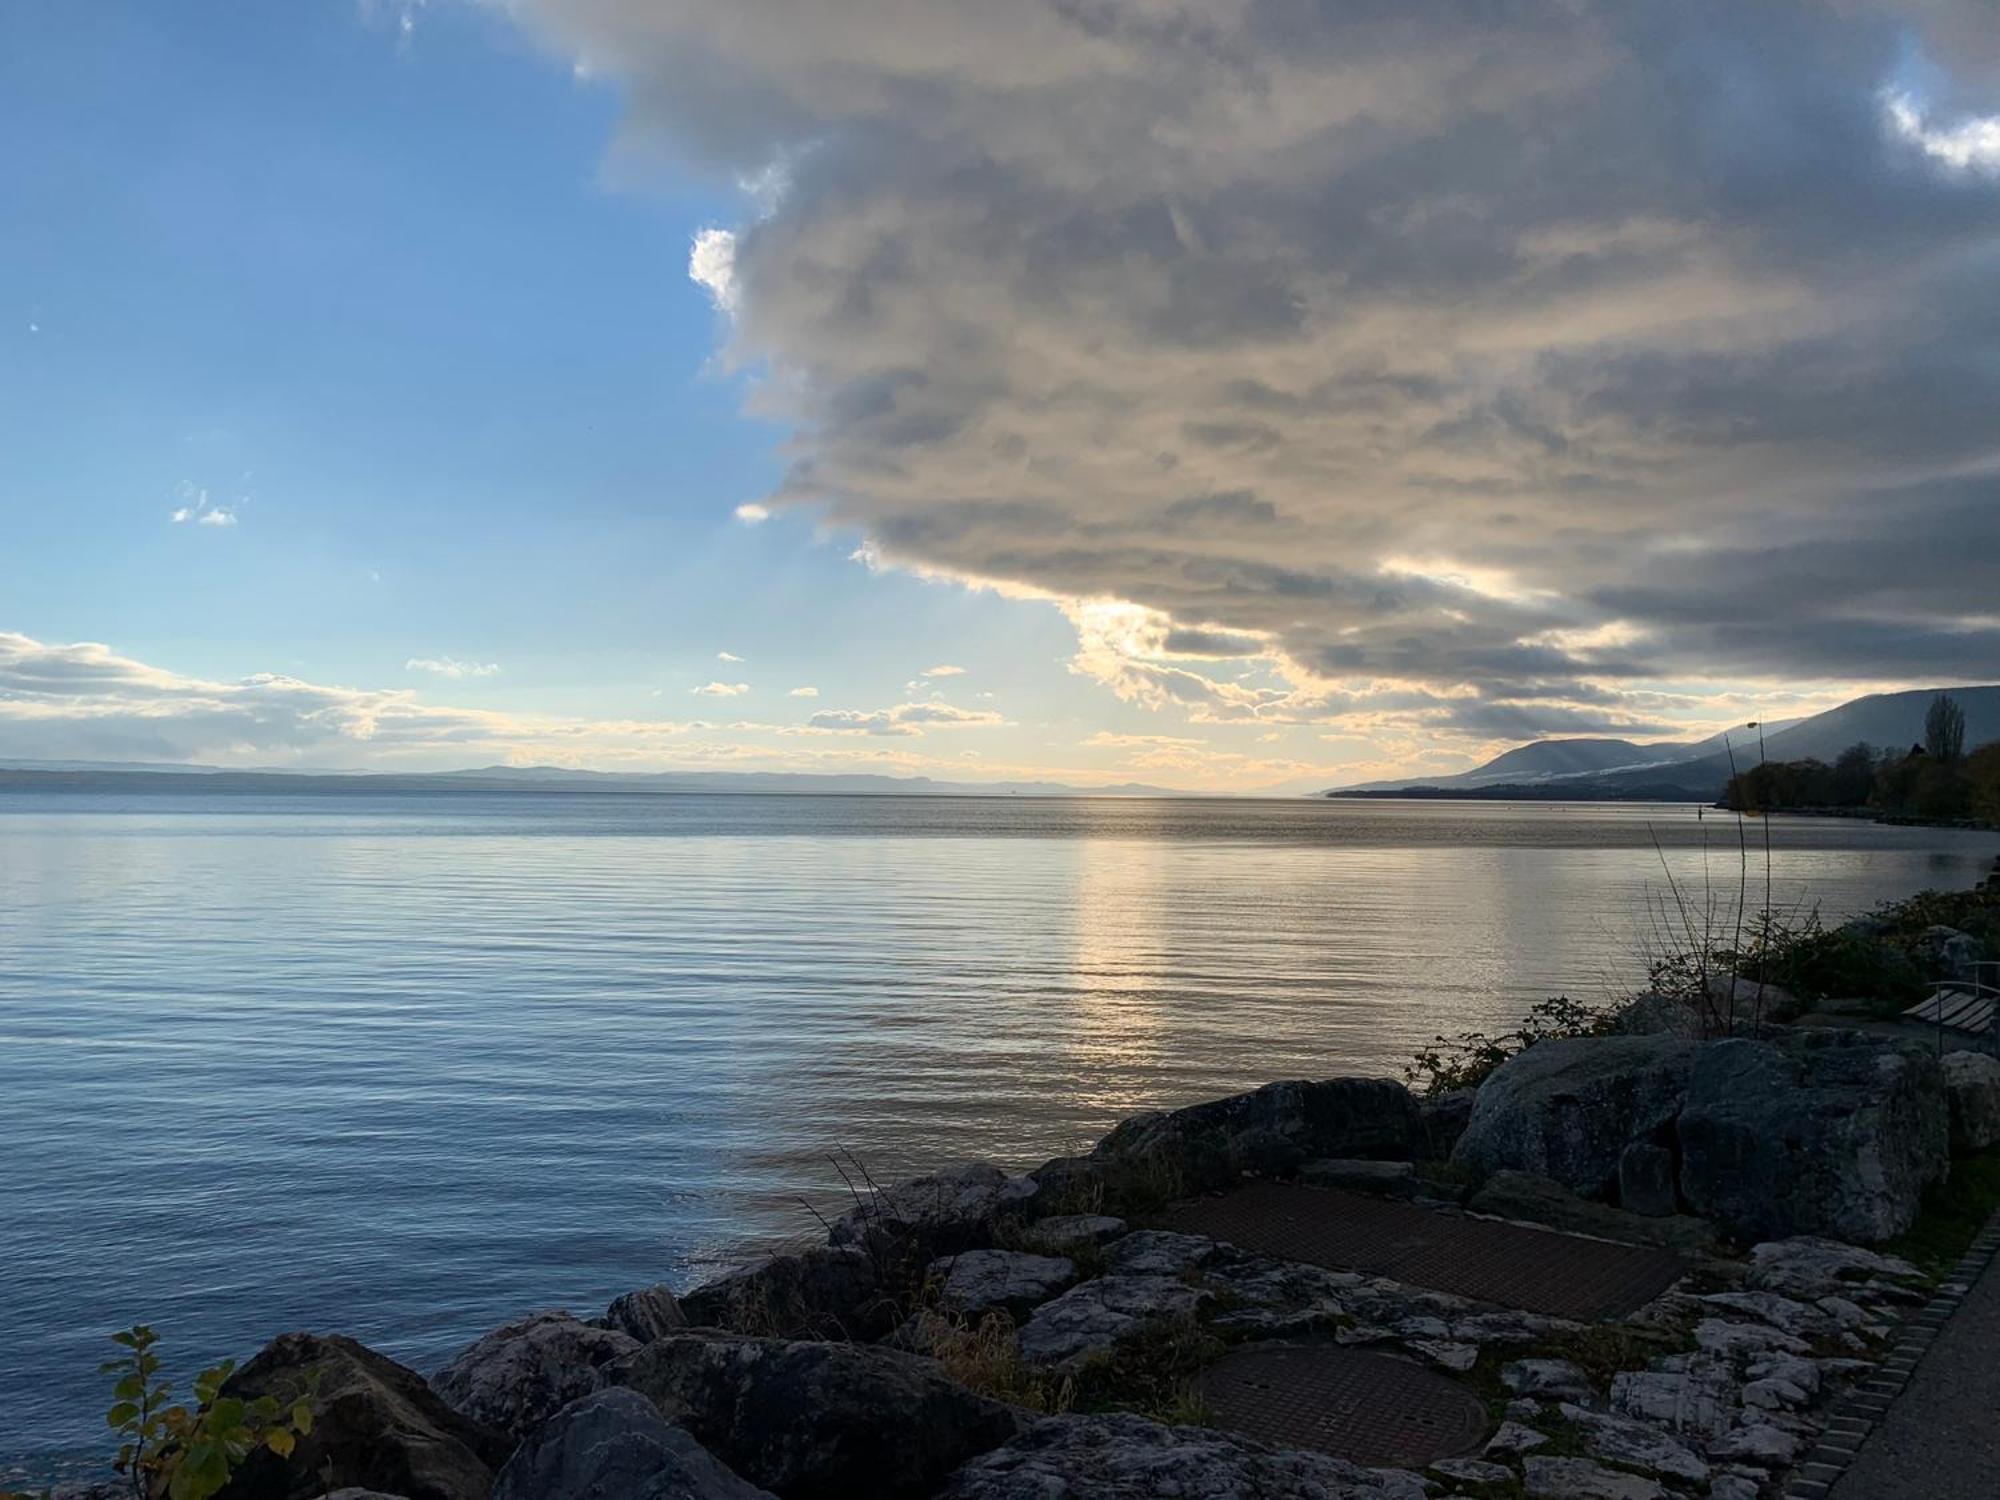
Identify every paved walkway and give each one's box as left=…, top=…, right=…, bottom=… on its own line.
left=1826, top=1243, right=2000, bottom=1499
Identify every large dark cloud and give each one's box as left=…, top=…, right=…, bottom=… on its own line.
left=510, top=0, right=2000, bottom=732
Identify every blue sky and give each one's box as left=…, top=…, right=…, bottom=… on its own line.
left=5, top=3, right=1998, bottom=789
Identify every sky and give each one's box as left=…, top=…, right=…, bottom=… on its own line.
left=4, top=2, right=2000, bottom=792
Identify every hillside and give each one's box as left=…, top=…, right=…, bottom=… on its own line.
left=1328, top=685, right=2000, bottom=800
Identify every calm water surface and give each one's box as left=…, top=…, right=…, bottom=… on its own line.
left=2, top=791, right=1993, bottom=1467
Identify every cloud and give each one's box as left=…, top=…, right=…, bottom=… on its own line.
left=717, top=651, right=744, bottom=662
left=169, top=484, right=237, bottom=528
left=406, top=656, right=500, bottom=679
left=788, top=685, right=819, bottom=697
left=689, top=227, right=740, bottom=312
left=734, top=502, right=771, bottom=523
left=499, top=0, right=2000, bottom=746
left=798, top=700, right=1004, bottom=736
left=919, top=664, right=966, bottom=677
left=693, top=680, right=750, bottom=696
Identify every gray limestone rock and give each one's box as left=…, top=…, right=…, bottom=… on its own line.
left=1676, top=1033, right=1948, bottom=1244
left=929, top=1249, right=1077, bottom=1319
left=1015, top=1276, right=1208, bottom=1370
left=615, top=1332, right=1021, bottom=1500
left=1452, top=1036, right=1700, bottom=1198
left=937, top=1413, right=1437, bottom=1499
left=491, top=1388, right=773, bottom=1500
left=1942, top=1050, right=2000, bottom=1153
left=432, top=1312, right=642, bottom=1440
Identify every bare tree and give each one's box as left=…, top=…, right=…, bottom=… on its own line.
left=1925, top=692, right=1967, bottom=764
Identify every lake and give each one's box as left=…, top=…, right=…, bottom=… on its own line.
left=1, top=791, right=1992, bottom=1470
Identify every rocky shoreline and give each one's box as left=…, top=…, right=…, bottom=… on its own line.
left=30, top=882, right=2000, bottom=1500
left=33, top=992, right=2000, bottom=1500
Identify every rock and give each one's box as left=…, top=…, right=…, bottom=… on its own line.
left=1408, top=1339, right=1480, bottom=1373
left=603, top=1284, right=689, bottom=1344
left=1521, top=1456, right=1665, bottom=1499
left=491, top=1387, right=773, bottom=1500
left=320, top=1492, right=409, bottom=1500
left=1501, top=1359, right=1593, bottom=1404
left=616, top=1332, right=1020, bottom=1500
left=1942, top=1051, right=2000, bottom=1152
left=1019, top=1214, right=1127, bottom=1253
left=1554, top=1404, right=1707, bottom=1483
left=1101, top=1230, right=1220, bottom=1277
left=929, top=1249, right=1076, bottom=1318
left=214, top=1333, right=511, bottom=1500
left=830, top=1161, right=1036, bottom=1258
left=1484, top=1421, right=1549, bottom=1457
left=1086, top=1077, right=1430, bottom=1201
left=432, top=1312, right=640, bottom=1439
left=1695, top=1291, right=1831, bottom=1338
left=1745, top=1237, right=1925, bottom=1300
left=1015, top=1275, right=1208, bottom=1370
left=1705, top=974, right=1800, bottom=1024
left=1676, top=1032, right=1948, bottom=1244
left=1453, top=1036, right=1701, bottom=1198
left=1466, top=1170, right=1716, bottom=1253
left=679, top=1245, right=893, bottom=1342
left=1913, top=924, right=1986, bottom=981
left=1693, top=1318, right=1809, bottom=1362
left=1430, top=1456, right=1515, bottom=1487
left=1707, top=1476, right=1761, bottom=1500
left=1417, top=1090, right=1478, bottom=1159
left=937, top=1412, right=1433, bottom=1499
left=1616, top=1143, right=1678, bottom=1217
left=1301, top=1158, right=1422, bottom=1197
left=1708, top=1422, right=1800, bottom=1467
left=1609, top=1364, right=1738, bottom=1440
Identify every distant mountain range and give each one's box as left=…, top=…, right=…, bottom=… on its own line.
left=0, top=760, right=1184, bottom=799
left=1327, top=686, right=2000, bottom=801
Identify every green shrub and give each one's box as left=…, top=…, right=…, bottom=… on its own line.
left=101, top=1325, right=316, bottom=1500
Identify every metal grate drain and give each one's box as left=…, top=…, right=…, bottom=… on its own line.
left=1197, top=1342, right=1490, bottom=1467
left=1160, top=1180, right=1689, bottom=1321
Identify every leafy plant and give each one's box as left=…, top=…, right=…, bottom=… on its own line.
left=1405, top=995, right=1617, bottom=1096
left=102, top=1325, right=315, bottom=1500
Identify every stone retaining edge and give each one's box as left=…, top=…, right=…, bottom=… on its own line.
left=1782, top=1205, right=2000, bottom=1499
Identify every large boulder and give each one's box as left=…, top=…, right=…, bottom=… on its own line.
left=935, top=1413, right=1428, bottom=1499
left=214, top=1333, right=511, bottom=1500
left=1079, top=1077, right=1429, bottom=1202
left=1942, top=1050, right=2000, bottom=1152
left=493, top=1387, right=774, bottom=1500
left=603, top=1284, right=690, bottom=1344
left=432, top=1311, right=639, bottom=1439
left=828, top=1162, right=1036, bottom=1260
left=679, top=1245, right=893, bottom=1342
left=1676, top=1032, right=1948, bottom=1243
left=928, top=1249, right=1076, bottom=1319
left=1913, top=924, right=1987, bottom=981
left=614, top=1332, right=1021, bottom=1499
left=1452, top=1036, right=1701, bottom=1199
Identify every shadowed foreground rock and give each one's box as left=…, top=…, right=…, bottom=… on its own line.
left=1677, top=1033, right=1947, bottom=1242
left=1452, top=1036, right=1699, bottom=1199
left=614, top=1332, right=1021, bottom=1499
left=431, top=1311, right=639, bottom=1439
left=1942, top=1050, right=2000, bottom=1152
left=491, top=1387, right=772, bottom=1500
left=678, top=1245, right=892, bottom=1342
left=934, top=1413, right=1430, bottom=1499
left=602, top=1283, right=690, bottom=1344
left=215, top=1333, right=510, bottom=1500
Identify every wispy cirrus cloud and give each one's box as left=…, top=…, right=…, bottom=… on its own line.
left=796, top=700, right=1004, bottom=737
left=406, top=656, right=500, bottom=679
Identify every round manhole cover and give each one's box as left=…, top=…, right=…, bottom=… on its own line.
left=1197, top=1343, right=1490, bottom=1468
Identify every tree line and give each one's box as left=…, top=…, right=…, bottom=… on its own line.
left=1721, top=693, right=2000, bottom=823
